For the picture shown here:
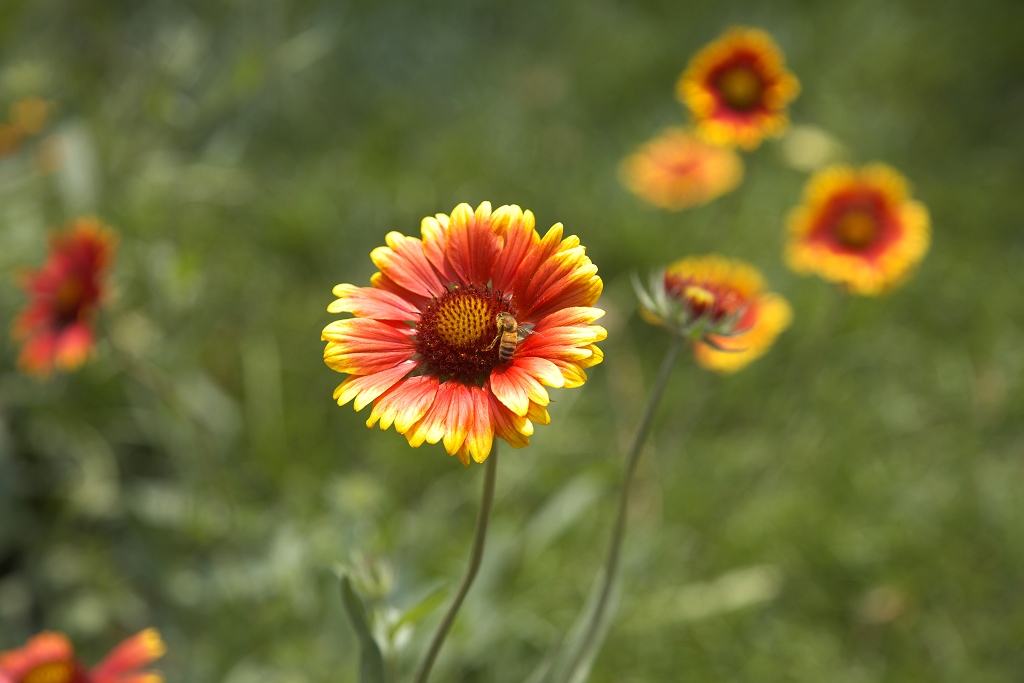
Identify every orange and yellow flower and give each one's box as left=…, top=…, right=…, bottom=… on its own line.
left=619, top=128, right=744, bottom=210
left=322, top=202, right=606, bottom=466
left=9, top=97, right=52, bottom=137
left=0, top=97, right=53, bottom=158
left=676, top=27, right=800, bottom=150
left=638, top=255, right=791, bottom=374
left=0, top=629, right=165, bottom=683
left=785, top=164, right=930, bottom=295
left=12, top=218, right=117, bottom=376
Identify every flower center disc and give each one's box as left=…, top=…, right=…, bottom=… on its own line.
left=717, top=65, right=763, bottom=111
left=416, top=284, right=516, bottom=382
left=24, top=662, right=74, bottom=683
left=683, top=285, right=716, bottom=310
left=668, top=277, right=747, bottom=330
left=835, top=209, right=878, bottom=249
left=54, top=277, right=84, bottom=319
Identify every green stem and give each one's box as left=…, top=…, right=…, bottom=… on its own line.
left=413, top=444, right=499, bottom=683
left=561, top=334, right=684, bottom=680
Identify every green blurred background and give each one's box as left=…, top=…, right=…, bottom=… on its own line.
left=1, top=0, right=1023, bottom=681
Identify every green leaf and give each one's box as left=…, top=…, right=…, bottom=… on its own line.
left=388, top=584, right=448, bottom=639
left=529, top=569, right=621, bottom=683
left=340, top=574, right=387, bottom=683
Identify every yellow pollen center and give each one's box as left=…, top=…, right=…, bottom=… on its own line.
left=835, top=210, right=878, bottom=248
left=718, top=66, right=762, bottom=110
left=684, top=285, right=716, bottom=308
left=24, top=662, right=73, bottom=683
left=434, top=295, right=493, bottom=347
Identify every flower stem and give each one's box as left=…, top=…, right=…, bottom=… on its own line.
left=560, top=334, right=683, bottom=681
left=413, top=444, right=499, bottom=683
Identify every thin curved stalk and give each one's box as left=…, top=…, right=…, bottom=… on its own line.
left=560, top=335, right=683, bottom=680
left=413, top=445, right=499, bottom=683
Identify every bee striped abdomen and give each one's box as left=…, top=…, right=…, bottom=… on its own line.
left=488, top=312, right=521, bottom=363
left=498, top=331, right=518, bottom=362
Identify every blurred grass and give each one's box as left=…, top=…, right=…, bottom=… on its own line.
left=1, top=0, right=1023, bottom=681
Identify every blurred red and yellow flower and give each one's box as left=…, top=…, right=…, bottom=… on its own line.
left=0, top=629, right=165, bottom=683
left=638, top=255, right=791, bottom=374
left=619, top=128, right=744, bottom=210
left=676, top=27, right=800, bottom=150
left=12, top=218, right=117, bottom=376
left=322, top=202, right=606, bottom=466
left=785, top=164, right=930, bottom=295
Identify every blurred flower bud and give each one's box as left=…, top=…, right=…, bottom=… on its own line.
left=634, top=268, right=750, bottom=346
left=346, top=551, right=395, bottom=602
left=634, top=255, right=792, bottom=374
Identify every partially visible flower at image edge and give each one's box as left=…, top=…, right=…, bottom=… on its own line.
left=0, top=96, right=54, bottom=157
left=785, top=163, right=930, bottom=295
left=636, top=254, right=791, bottom=374
left=322, top=202, right=606, bottom=466
left=619, top=128, right=744, bottom=211
left=677, top=26, right=800, bottom=151
left=0, top=629, right=165, bottom=683
left=12, top=218, right=117, bottom=377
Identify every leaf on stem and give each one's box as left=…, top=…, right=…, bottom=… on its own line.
left=340, top=574, right=387, bottom=683
left=388, top=584, right=449, bottom=640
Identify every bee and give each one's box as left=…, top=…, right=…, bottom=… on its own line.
left=486, top=312, right=532, bottom=363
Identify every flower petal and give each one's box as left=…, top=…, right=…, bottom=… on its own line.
left=420, top=215, right=459, bottom=284
left=526, top=401, right=550, bottom=426
left=549, top=358, right=590, bottom=388
left=489, top=362, right=551, bottom=416
left=490, top=206, right=539, bottom=292
left=521, top=308, right=607, bottom=362
left=369, top=271, right=431, bottom=309
left=441, top=382, right=475, bottom=456
left=54, top=323, right=93, bottom=372
left=507, top=221, right=564, bottom=298
left=445, top=202, right=502, bottom=286
left=328, top=283, right=421, bottom=321
left=106, top=674, right=164, bottom=683
left=695, top=293, right=792, bottom=374
left=370, top=231, right=445, bottom=298
left=0, top=632, right=74, bottom=676
left=532, top=306, right=606, bottom=331
left=334, top=360, right=420, bottom=410
left=511, top=356, right=565, bottom=389
left=366, top=375, right=439, bottom=432
left=16, top=329, right=59, bottom=376
left=487, top=389, right=532, bottom=448
left=322, top=319, right=416, bottom=375
left=91, top=630, right=165, bottom=683
left=518, top=243, right=603, bottom=320
left=404, top=381, right=472, bottom=457
left=457, top=385, right=494, bottom=463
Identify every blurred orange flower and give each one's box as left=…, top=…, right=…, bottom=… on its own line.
left=0, top=97, right=53, bottom=158
left=619, top=128, right=743, bottom=210
left=9, top=97, right=52, bottom=136
left=12, top=218, right=117, bottom=376
left=323, top=202, right=606, bottom=465
left=785, top=164, right=930, bottom=295
left=0, top=123, right=24, bottom=156
left=638, top=255, right=791, bottom=374
left=677, top=27, right=800, bottom=150
left=0, top=629, right=165, bottom=683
